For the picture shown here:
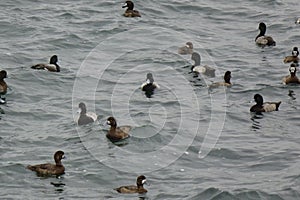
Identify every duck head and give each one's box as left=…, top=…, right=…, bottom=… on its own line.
left=258, top=22, right=267, bottom=36
left=122, top=1, right=134, bottom=10
left=289, top=64, right=297, bottom=76
left=54, top=150, right=65, bottom=166
left=254, top=94, right=264, bottom=106
left=224, top=71, right=231, bottom=84
left=292, top=47, right=299, bottom=57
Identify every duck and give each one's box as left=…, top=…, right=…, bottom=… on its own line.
left=114, top=175, right=148, bottom=194
left=283, top=47, right=299, bottom=64
left=255, top=22, right=276, bottom=46
left=122, top=1, right=141, bottom=17
left=76, top=102, right=98, bottom=126
left=250, top=94, right=281, bottom=113
left=178, top=42, right=193, bottom=55
left=209, top=71, right=232, bottom=88
left=282, top=64, right=300, bottom=85
left=0, top=70, right=7, bottom=104
left=296, top=18, right=300, bottom=24
left=140, top=73, right=160, bottom=98
left=31, top=55, right=60, bottom=72
left=27, top=150, right=65, bottom=176
left=191, top=52, right=215, bottom=77
left=106, top=117, right=131, bottom=142
left=0, top=70, right=7, bottom=94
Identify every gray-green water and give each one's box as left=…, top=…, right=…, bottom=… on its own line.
left=1, top=0, right=300, bottom=199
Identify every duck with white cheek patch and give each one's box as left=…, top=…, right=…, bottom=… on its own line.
left=106, top=117, right=131, bottom=142
left=282, top=64, right=300, bottom=85
left=122, top=1, right=141, bottom=17
left=114, top=175, right=148, bottom=194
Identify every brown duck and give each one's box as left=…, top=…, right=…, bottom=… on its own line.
left=122, top=1, right=141, bottom=17
left=106, top=117, right=131, bottom=142
left=283, top=47, right=299, bottom=64
left=282, top=64, right=300, bottom=85
left=27, top=150, right=65, bottom=176
left=114, top=175, right=148, bottom=194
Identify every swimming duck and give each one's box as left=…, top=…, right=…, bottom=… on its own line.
left=31, top=55, right=60, bottom=72
left=255, top=22, right=276, bottom=46
left=296, top=18, right=300, bottom=24
left=191, top=52, right=215, bottom=77
left=140, top=73, right=160, bottom=98
left=27, top=150, right=65, bottom=176
left=106, top=117, right=131, bottom=142
left=283, top=47, right=299, bottom=64
left=250, top=94, right=281, bottom=113
left=178, top=42, right=193, bottom=55
left=122, top=1, right=141, bottom=17
left=114, top=175, right=148, bottom=194
left=0, top=70, right=7, bottom=94
left=209, top=71, right=232, bottom=88
left=0, top=70, right=7, bottom=104
left=76, top=102, right=97, bottom=126
left=282, top=64, right=300, bottom=85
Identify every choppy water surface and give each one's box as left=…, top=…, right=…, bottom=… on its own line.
left=1, top=0, right=300, bottom=199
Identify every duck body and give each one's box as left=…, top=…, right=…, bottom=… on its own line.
left=255, top=22, right=276, bottom=46
left=115, top=185, right=147, bottom=194
left=210, top=82, right=232, bottom=87
left=31, top=55, right=60, bottom=72
left=178, top=42, right=193, bottom=55
left=77, top=102, right=97, bottom=126
left=284, top=56, right=299, bottom=64
left=255, top=36, right=276, bottom=46
left=192, top=65, right=215, bottom=77
left=27, top=151, right=65, bottom=176
left=122, top=1, right=141, bottom=17
left=250, top=102, right=281, bottom=113
left=106, top=117, right=131, bottom=142
left=283, top=75, right=300, bottom=84
left=250, top=94, right=281, bottom=113
left=27, top=163, right=65, bottom=176
left=114, top=175, right=148, bottom=194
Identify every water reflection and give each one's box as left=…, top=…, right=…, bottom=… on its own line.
left=250, top=113, right=263, bottom=130
left=107, top=138, right=129, bottom=148
left=51, top=181, right=65, bottom=193
left=0, top=107, right=4, bottom=120
left=143, top=90, right=154, bottom=98
left=138, top=194, right=149, bottom=200
left=288, top=90, right=296, bottom=100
